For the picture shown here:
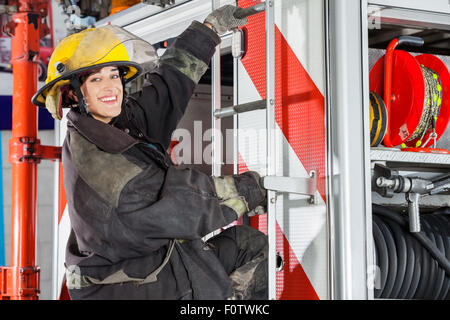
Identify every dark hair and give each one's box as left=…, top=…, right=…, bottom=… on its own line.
left=60, top=84, right=77, bottom=108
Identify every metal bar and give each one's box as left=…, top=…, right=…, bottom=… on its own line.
left=326, top=0, right=369, bottom=300
left=201, top=0, right=224, bottom=242
left=214, top=99, right=267, bottom=118
left=265, top=0, right=277, bottom=301
left=367, top=4, right=450, bottom=40
left=8, top=9, right=40, bottom=300
left=211, top=0, right=222, bottom=177
left=96, top=0, right=193, bottom=27
left=233, top=42, right=239, bottom=176
left=8, top=138, right=61, bottom=163
left=370, top=148, right=450, bottom=166
left=360, top=0, right=375, bottom=301
left=37, top=145, right=62, bottom=162
left=407, top=193, right=421, bottom=233
left=263, top=175, right=317, bottom=197
left=324, top=0, right=334, bottom=300
left=368, top=0, right=450, bottom=15
left=429, top=175, right=450, bottom=194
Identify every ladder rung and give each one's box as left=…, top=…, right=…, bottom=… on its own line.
left=214, top=99, right=267, bottom=118
left=262, top=172, right=317, bottom=198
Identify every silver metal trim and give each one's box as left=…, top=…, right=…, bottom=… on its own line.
left=371, top=149, right=450, bottom=166
left=367, top=4, right=450, bottom=30
left=324, top=0, right=334, bottom=301
left=361, top=0, right=375, bottom=301
left=262, top=175, right=317, bottom=198
left=368, top=0, right=450, bottom=15
left=97, top=0, right=236, bottom=50
left=214, top=99, right=267, bottom=118
left=265, top=0, right=277, bottom=301
left=211, top=0, right=222, bottom=177
left=233, top=46, right=239, bottom=176
left=96, top=0, right=192, bottom=27
left=406, top=192, right=421, bottom=233
left=326, top=0, right=369, bottom=300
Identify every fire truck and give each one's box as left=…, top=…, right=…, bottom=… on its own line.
left=1, top=0, right=450, bottom=300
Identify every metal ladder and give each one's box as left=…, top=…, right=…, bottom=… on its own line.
left=210, top=0, right=318, bottom=300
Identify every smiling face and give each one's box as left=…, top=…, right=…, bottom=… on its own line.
left=79, top=66, right=124, bottom=123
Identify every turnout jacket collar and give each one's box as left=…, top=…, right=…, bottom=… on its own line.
left=67, top=109, right=138, bottom=154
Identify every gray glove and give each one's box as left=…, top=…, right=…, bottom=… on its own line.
left=204, top=5, right=249, bottom=35
left=213, top=171, right=267, bottom=218
left=247, top=205, right=266, bottom=217
left=241, top=171, right=267, bottom=217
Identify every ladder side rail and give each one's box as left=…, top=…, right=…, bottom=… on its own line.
left=211, top=0, right=222, bottom=178
left=233, top=40, right=239, bottom=176
left=265, top=0, right=277, bottom=301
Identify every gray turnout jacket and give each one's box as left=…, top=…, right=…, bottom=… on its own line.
left=62, top=21, right=261, bottom=300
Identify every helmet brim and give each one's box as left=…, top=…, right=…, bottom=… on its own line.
left=32, top=61, right=142, bottom=108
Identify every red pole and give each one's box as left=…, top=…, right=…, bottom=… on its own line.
left=8, top=1, right=41, bottom=300
left=0, top=1, right=60, bottom=300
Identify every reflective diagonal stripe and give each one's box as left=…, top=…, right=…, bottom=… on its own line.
left=238, top=0, right=326, bottom=200
left=239, top=154, right=322, bottom=299
left=238, top=0, right=327, bottom=300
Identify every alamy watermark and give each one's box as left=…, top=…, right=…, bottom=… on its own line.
left=170, top=121, right=277, bottom=167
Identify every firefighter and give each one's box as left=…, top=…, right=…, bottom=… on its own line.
left=32, top=5, right=268, bottom=300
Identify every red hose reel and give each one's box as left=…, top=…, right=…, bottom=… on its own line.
left=369, top=36, right=450, bottom=154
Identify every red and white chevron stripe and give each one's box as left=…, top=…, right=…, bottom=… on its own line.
left=56, top=0, right=329, bottom=300
left=237, top=0, right=328, bottom=300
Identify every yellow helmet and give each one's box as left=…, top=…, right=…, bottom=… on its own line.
left=32, top=24, right=159, bottom=119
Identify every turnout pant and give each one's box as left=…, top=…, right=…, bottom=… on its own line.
left=207, top=224, right=269, bottom=300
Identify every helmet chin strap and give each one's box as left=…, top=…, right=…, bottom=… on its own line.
left=119, top=67, right=127, bottom=96
left=70, top=75, right=91, bottom=117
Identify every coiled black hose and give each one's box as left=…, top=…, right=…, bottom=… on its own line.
left=372, top=204, right=450, bottom=299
